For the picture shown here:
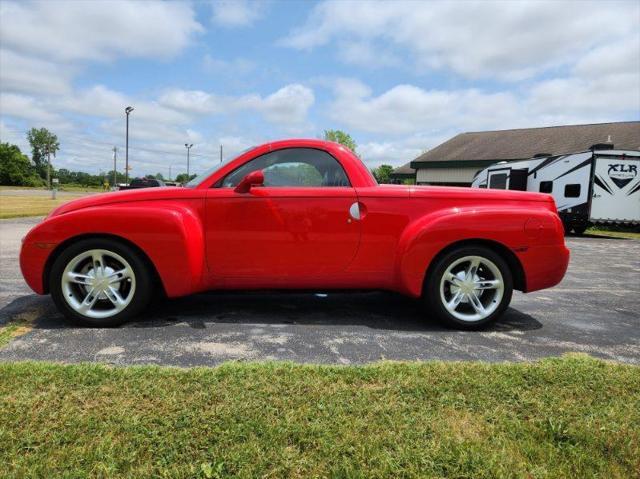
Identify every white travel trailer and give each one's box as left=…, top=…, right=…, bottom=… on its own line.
left=471, top=145, right=640, bottom=234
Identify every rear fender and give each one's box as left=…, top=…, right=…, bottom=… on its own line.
left=27, top=202, right=205, bottom=297
left=395, top=206, right=559, bottom=297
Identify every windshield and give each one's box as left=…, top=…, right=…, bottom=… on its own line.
left=184, top=146, right=257, bottom=188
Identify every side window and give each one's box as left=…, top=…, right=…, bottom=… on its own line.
left=221, top=148, right=350, bottom=187
left=488, top=173, right=508, bottom=189
left=539, top=181, right=553, bottom=193
left=564, top=184, right=581, bottom=198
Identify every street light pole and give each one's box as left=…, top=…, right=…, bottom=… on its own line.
left=112, top=146, right=117, bottom=188
left=185, top=143, right=193, bottom=177
left=125, top=106, right=134, bottom=184
left=45, top=144, right=51, bottom=190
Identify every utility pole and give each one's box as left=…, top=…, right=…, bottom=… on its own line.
left=220, top=144, right=223, bottom=163
left=185, top=143, right=193, bottom=177
left=112, top=146, right=117, bottom=188
left=125, top=106, right=134, bottom=184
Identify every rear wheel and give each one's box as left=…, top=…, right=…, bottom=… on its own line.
left=572, top=224, right=588, bottom=235
left=50, top=239, right=153, bottom=327
left=424, top=246, right=513, bottom=330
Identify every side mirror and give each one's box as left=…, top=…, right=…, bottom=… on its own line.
left=234, top=170, right=264, bottom=194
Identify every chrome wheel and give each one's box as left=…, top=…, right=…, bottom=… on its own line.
left=439, top=255, right=504, bottom=323
left=61, top=249, right=136, bottom=319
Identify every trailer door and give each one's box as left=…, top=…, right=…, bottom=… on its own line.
left=590, top=156, right=640, bottom=223
left=508, top=169, right=528, bottom=191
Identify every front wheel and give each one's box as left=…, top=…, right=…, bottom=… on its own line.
left=50, top=239, right=153, bottom=327
left=424, top=246, right=513, bottom=330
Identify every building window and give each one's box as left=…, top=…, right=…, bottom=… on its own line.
left=539, top=181, right=553, bottom=193
left=564, top=184, right=581, bottom=198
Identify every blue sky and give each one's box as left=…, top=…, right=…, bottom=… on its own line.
left=1, top=0, right=639, bottom=177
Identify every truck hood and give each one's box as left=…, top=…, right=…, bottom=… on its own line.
left=49, top=187, right=199, bottom=217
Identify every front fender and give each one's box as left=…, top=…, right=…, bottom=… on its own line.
left=395, top=206, right=562, bottom=297
left=20, top=200, right=205, bottom=297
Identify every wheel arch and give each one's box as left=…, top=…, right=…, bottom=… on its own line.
left=42, top=233, right=166, bottom=296
left=422, top=238, right=526, bottom=295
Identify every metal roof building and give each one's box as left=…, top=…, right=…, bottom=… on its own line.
left=392, top=121, right=640, bottom=186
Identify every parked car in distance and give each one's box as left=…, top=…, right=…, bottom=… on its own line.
left=20, top=139, right=569, bottom=329
left=118, top=177, right=166, bottom=190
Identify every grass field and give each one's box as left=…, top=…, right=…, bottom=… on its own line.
left=1, top=355, right=638, bottom=478
left=0, top=194, right=86, bottom=219
left=0, top=185, right=104, bottom=192
left=586, top=227, right=640, bottom=240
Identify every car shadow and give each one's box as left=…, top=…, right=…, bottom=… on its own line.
left=1, top=291, right=542, bottom=333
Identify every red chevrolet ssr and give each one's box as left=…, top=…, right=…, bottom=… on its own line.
left=20, top=139, right=570, bottom=329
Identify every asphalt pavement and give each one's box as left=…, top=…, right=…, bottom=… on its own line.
left=1, top=217, right=638, bottom=366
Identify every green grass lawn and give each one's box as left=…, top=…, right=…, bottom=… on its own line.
left=0, top=185, right=104, bottom=192
left=586, top=227, right=640, bottom=240
left=1, top=356, right=638, bottom=478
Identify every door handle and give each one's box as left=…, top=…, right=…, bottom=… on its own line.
left=349, top=202, right=361, bottom=220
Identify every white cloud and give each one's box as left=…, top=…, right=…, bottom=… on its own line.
left=248, top=84, right=315, bottom=127
left=60, top=86, right=191, bottom=125
left=0, top=49, right=74, bottom=96
left=328, top=79, right=523, bottom=135
left=574, top=35, right=640, bottom=77
left=211, top=0, right=265, bottom=27
left=0, top=0, right=203, bottom=62
left=0, top=93, right=69, bottom=127
left=327, top=69, right=640, bottom=140
left=202, top=54, right=255, bottom=75
left=527, top=73, right=640, bottom=120
left=159, top=84, right=315, bottom=128
left=159, top=89, right=223, bottom=115
left=337, top=41, right=399, bottom=69
left=283, top=0, right=639, bottom=80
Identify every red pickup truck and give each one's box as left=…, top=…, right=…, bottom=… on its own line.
left=20, top=139, right=569, bottom=329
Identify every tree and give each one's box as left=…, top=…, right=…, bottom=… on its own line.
left=154, top=172, right=165, bottom=181
left=175, top=173, right=196, bottom=184
left=26, top=127, right=59, bottom=181
left=323, top=129, right=357, bottom=153
left=372, top=164, right=394, bottom=184
left=0, top=143, right=44, bottom=186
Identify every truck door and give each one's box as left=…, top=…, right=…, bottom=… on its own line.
left=591, top=156, right=640, bottom=223
left=204, top=147, right=361, bottom=281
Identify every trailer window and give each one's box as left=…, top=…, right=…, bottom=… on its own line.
left=488, top=173, right=508, bottom=189
left=564, top=184, right=581, bottom=198
left=539, top=181, right=553, bottom=193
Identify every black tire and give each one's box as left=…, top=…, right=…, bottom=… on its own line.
left=424, top=246, right=513, bottom=330
left=49, top=238, right=153, bottom=327
left=572, top=224, right=588, bottom=235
